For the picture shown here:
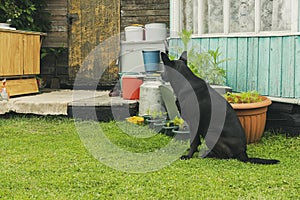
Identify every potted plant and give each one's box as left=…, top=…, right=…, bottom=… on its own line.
left=171, top=118, right=189, bottom=134
left=144, top=110, right=166, bottom=123
left=161, top=116, right=184, bottom=136
left=143, top=110, right=167, bottom=131
left=161, top=121, right=178, bottom=137
left=172, top=120, right=190, bottom=141
left=224, top=91, right=272, bottom=144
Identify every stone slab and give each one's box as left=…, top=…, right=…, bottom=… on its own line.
left=0, top=90, right=137, bottom=116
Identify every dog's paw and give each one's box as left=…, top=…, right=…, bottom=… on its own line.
left=180, top=155, right=191, bottom=160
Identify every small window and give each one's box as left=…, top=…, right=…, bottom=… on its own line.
left=260, top=0, right=291, bottom=32
left=170, top=0, right=298, bottom=36
left=230, top=0, right=255, bottom=33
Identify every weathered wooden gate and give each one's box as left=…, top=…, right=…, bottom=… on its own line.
left=68, top=0, right=120, bottom=85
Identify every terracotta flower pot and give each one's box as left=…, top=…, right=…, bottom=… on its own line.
left=231, top=96, right=272, bottom=144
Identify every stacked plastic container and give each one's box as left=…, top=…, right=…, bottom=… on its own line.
left=144, top=23, right=167, bottom=41
left=121, top=23, right=167, bottom=100
left=124, top=23, right=167, bottom=42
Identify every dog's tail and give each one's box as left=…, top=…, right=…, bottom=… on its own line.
left=244, top=157, right=280, bottom=165
left=237, top=152, right=279, bottom=165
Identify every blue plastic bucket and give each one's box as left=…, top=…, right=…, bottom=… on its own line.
left=142, top=50, right=160, bottom=72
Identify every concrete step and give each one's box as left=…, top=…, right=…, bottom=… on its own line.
left=0, top=89, right=138, bottom=121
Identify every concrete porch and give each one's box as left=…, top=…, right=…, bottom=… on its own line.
left=0, top=90, right=138, bottom=121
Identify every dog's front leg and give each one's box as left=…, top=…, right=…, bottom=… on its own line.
left=180, top=132, right=201, bottom=160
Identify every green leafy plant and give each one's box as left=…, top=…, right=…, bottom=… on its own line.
left=0, top=1, right=22, bottom=22
left=173, top=116, right=184, bottom=126
left=171, top=30, right=228, bottom=85
left=152, top=111, right=166, bottom=120
left=41, top=47, right=68, bottom=79
left=145, top=109, right=167, bottom=120
left=0, top=0, right=51, bottom=32
left=165, top=116, right=184, bottom=128
left=224, top=91, right=263, bottom=104
left=178, top=29, right=193, bottom=52
left=207, top=48, right=227, bottom=84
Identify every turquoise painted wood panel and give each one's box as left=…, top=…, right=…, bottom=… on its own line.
left=236, top=38, right=248, bottom=92
left=168, top=35, right=300, bottom=98
left=226, top=38, right=238, bottom=89
left=200, top=38, right=210, bottom=52
left=189, top=39, right=196, bottom=54
left=269, top=37, right=282, bottom=97
left=281, top=37, right=295, bottom=97
left=169, top=38, right=181, bottom=57
left=187, top=36, right=193, bottom=53
left=246, top=37, right=259, bottom=91
left=218, top=38, right=228, bottom=79
left=191, top=39, right=201, bottom=53
left=295, top=37, right=300, bottom=97
left=257, top=37, right=270, bottom=95
left=299, top=0, right=300, bottom=32
left=209, top=38, right=219, bottom=51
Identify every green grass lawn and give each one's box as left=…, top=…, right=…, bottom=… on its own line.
left=0, top=116, right=299, bottom=199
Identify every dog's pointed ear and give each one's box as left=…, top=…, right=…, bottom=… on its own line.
left=161, top=52, right=172, bottom=66
left=179, top=51, right=188, bottom=65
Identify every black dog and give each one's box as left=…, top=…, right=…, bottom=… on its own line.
left=161, top=52, right=279, bottom=164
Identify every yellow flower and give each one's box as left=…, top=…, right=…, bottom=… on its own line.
left=126, top=116, right=144, bottom=125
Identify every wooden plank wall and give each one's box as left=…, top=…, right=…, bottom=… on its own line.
left=169, top=35, right=300, bottom=98
left=121, top=0, right=169, bottom=31
left=42, top=0, right=68, bottom=47
left=43, top=0, right=170, bottom=46
left=68, top=0, right=120, bottom=80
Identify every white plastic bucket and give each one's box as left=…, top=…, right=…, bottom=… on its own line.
left=0, top=23, right=13, bottom=30
left=125, top=26, right=144, bottom=42
left=139, top=76, right=163, bottom=116
left=145, top=23, right=167, bottom=41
